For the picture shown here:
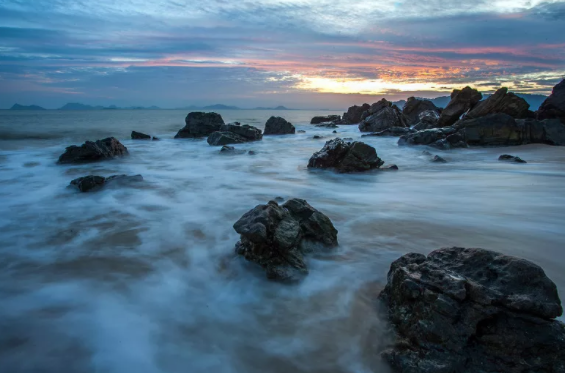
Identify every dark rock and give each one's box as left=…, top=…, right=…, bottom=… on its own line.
left=297, top=130, right=306, bottom=133
left=131, top=131, right=151, bottom=140
left=523, top=118, right=565, bottom=145
left=313, top=135, right=324, bottom=139
left=499, top=154, right=527, bottom=163
left=207, top=131, right=248, bottom=146
left=412, top=110, right=440, bottom=130
left=70, top=174, right=143, bottom=192
left=310, top=115, right=341, bottom=124
left=264, top=116, right=295, bottom=135
left=274, top=196, right=285, bottom=202
left=359, top=105, right=407, bottom=132
left=402, top=97, right=440, bottom=125
left=342, top=104, right=371, bottom=124
left=378, top=247, right=564, bottom=373
left=362, top=127, right=413, bottom=137
left=332, top=130, right=337, bottom=133
left=207, top=123, right=262, bottom=146
left=467, top=87, right=530, bottom=119
left=385, top=165, right=399, bottom=170
left=456, top=113, right=528, bottom=146
left=538, top=79, right=565, bottom=124
left=233, top=199, right=338, bottom=281
left=315, top=123, right=338, bottom=128
left=219, top=145, right=246, bottom=155
left=152, top=136, right=160, bottom=141
left=432, top=155, right=447, bottom=163
left=307, top=138, right=384, bottom=173
left=343, top=137, right=353, bottom=141
left=437, top=87, right=482, bottom=127
left=398, top=128, right=457, bottom=146
left=58, top=137, right=128, bottom=164
left=248, top=150, right=256, bottom=155
left=175, top=112, right=225, bottom=138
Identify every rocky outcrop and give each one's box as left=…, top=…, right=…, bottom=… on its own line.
left=233, top=199, right=338, bottom=281
left=264, top=116, right=295, bottom=135
left=466, top=87, right=530, bottom=119
left=412, top=110, right=440, bottom=131
left=175, top=112, right=225, bottom=138
left=499, top=154, right=527, bottom=163
left=378, top=247, right=565, bottom=373
left=310, top=115, right=341, bottom=124
left=307, top=138, right=384, bottom=173
left=437, top=87, right=482, bottom=127
left=538, top=79, right=565, bottom=124
left=402, top=97, right=440, bottom=125
left=57, top=137, right=128, bottom=164
left=359, top=105, right=408, bottom=133
left=361, top=127, right=413, bottom=137
left=131, top=131, right=151, bottom=140
left=207, top=122, right=262, bottom=146
left=342, top=103, right=370, bottom=124
left=70, top=174, right=143, bottom=192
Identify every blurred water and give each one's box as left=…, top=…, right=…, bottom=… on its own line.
left=0, top=109, right=564, bottom=373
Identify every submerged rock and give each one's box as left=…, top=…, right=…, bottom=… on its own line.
left=402, top=97, right=440, bottom=125
left=57, top=137, right=128, bottom=164
left=233, top=199, right=338, bottom=281
left=310, top=115, right=341, bottom=124
left=538, top=79, right=565, bottom=124
left=175, top=112, right=225, bottom=138
left=207, top=123, right=262, bottom=146
left=378, top=247, right=564, bottom=373
left=342, top=103, right=371, bottom=124
left=131, top=131, right=151, bottom=140
left=70, top=174, right=143, bottom=192
left=437, top=87, right=482, bottom=127
left=499, top=154, right=527, bottom=163
left=432, top=155, right=447, bottom=163
left=466, top=87, right=530, bottom=119
left=264, top=116, right=295, bottom=135
left=307, top=138, right=384, bottom=173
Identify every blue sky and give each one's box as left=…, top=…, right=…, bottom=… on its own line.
left=0, top=0, right=564, bottom=109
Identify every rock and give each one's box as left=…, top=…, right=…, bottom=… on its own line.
left=523, top=118, right=565, bottom=145
left=378, top=247, right=565, bottom=373
left=297, top=130, right=306, bottom=133
left=398, top=128, right=457, bottom=146
left=538, top=79, right=565, bottom=124
left=499, top=154, right=527, bottom=163
left=457, top=113, right=529, bottom=146
left=175, top=112, right=225, bottom=138
left=274, top=196, right=285, bottom=202
left=362, top=127, right=413, bottom=137
left=248, top=150, right=256, bottom=155
left=467, top=87, right=530, bottom=119
left=432, top=155, right=447, bottom=163
left=131, top=131, right=151, bottom=140
left=385, top=165, right=399, bottom=170
left=437, top=87, right=482, bottom=127
left=57, top=137, right=128, bottom=164
left=207, top=123, right=262, bottom=146
left=359, top=105, right=408, bottom=133
left=402, top=97, right=440, bottom=125
left=412, top=110, right=440, bottom=130
left=264, top=116, right=295, bottom=135
left=233, top=199, right=338, bottom=281
left=342, top=103, right=371, bottom=124
left=315, top=123, right=338, bottom=128
left=219, top=145, right=246, bottom=155
left=307, top=138, right=384, bottom=173
left=313, top=135, right=324, bottom=139
left=332, top=130, right=337, bottom=133
left=207, top=131, right=247, bottom=146
left=310, top=115, right=341, bottom=124
left=70, top=174, right=143, bottom=192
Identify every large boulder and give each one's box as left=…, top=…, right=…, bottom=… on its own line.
left=175, top=112, right=225, bottom=138
left=456, top=113, right=527, bottom=146
left=310, top=115, right=341, bottom=124
left=437, top=87, right=482, bottom=127
left=233, top=199, right=338, bottom=281
left=359, top=105, right=407, bottom=132
left=402, top=97, right=440, bottom=125
left=466, top=87, right=530, bottom=119
left=70, top=174, right=143, bottom=192
left=264, top=116, right=295, bottom=135
left=378, top=247, right=565, bottom=373
left=342, top=103, right=370, bottom=124
left=307, top=138, right=384, bottom=173
left=207, top=122, right=262, bottom=146
left=538, top=79, right=565, bottom=124
left=526, top=118, right=565, bottom=145
left=57, top=137, right=128, bottom=164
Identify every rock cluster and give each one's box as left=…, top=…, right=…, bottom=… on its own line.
left=307, top=138, right=384, bottom=173
left=207, top=122, right=262, bottom=146
left=57, top=137, right=128, bottom=164
left=378, top=247, right=565, bottom=373
left=70, top=174, right=143, bottom=192
left=437, top=87, right=483, bottom=127
left=233, top=199, right=338, bottom=281
left=466, top=87, right=531, bottom=119
left=175, top=112, right=225, bottom=138
left=402, top=97, right=440, bottom=125
left=264, top=116, right=295, bottom=135
left=359, top=100, right=408, bottom=133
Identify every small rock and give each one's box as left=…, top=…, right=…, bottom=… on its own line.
left=219, top=146, right=246, bottom=155
left=70, top=174, right=143, bottom=192
left=499, top=154, right=527, bottom=163
left=131, top=131, right=151, bottom=140
left=307, top=138, right=384, bottom=173
left=332, top=130, right=337, bottom=133
left=175, top=112, right=225, bottom=138
left=58, top=137, right=128, bottom=164
left=248, top=150, right=256, bottom=155
left=315, top=123, right=338, bottom=128
left=432, top=155, right=447, bottom=163
left=264, top=116, right=295, bottom=135
left=313, top=135, right=324, bottom=139
left=385, top=165, right=399, bottom=170
left=297, top=130, right=306, bottom=133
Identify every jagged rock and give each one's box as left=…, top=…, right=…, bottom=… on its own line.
left=432, top=155, right=447, bottom=163
left=412, top=110, right=440, bottom=131
left=359, top=103, right=407, bottom=132
left=499, top=154, right=527, bottom=163
left=466, top=87, right=530, bottom=119
left=437, top=87, right=482, bottom=127
left=342, top=103, right=371, bottom=124
left=57, top=137, right=128, bottom=164
left=207, top=123, right=262, bottom=146
left=538, top=79, right=565, bottom=124
left=70, top=174, right=143, bottom=192
left=310, top=115, right=341, bottom=124
left=362, top=127, right=413, bottom=137
left=131, top=131, right=151, bottom=140
left=402, top=97, right=440, bottom=125
left=378, top=247, right=565, bottom=373
left=175, top=112, right=225, bottom=138
left=233, top=199, right=338, bottom=281
left=307, top=138, right=384, bottom=173
left=264, top=116, right=295, bottom=135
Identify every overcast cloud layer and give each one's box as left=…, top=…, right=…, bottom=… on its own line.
left=1, top=0, right=564, bottom=108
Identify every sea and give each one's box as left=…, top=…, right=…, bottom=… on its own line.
left=1, top=109, right=564, bottom=373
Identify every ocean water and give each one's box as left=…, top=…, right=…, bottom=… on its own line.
left=1, top=109, right=564, bottom=373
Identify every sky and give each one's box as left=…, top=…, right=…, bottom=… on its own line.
left=0, top=0, right=564, bottom=109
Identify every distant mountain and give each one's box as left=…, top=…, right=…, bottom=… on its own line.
left=59, top=103, right=98, bottom=110
left=252, top=105, right=291, bottom=110
left=58, top=103, right=162, bottom=110
left=176, top=104, right=294, bottom=110
left=10, top=104, right=46, bottom=110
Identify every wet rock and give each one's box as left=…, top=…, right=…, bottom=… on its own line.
left=362, top=127, right=413, bottom=137
left=402, top=97, right=440, bottom=125
left=538, top=79, right=565, bottom=124
left=297, top=130, right=306, bottom=133
left=457, top=113, right=529, bottom=146
left=437, top=87, right=482, bottom=127
left=499, top=154, right=527, bottom=163
left=233, top=199, right=338, bottom=281
left=432, top=155, right=447, bottom=163
left=522, top=118, right=565, bottom=145
left=310, top=115, right=341, bottom=124
left=313, top=135, right=324, bottom=139
left=359, top=105, right=408, bottom=133
left=378, top=247, right=565, bottom=373
left=264, top=116, right=295, bottom=135
left=248, top=150, right=256, bottom=155
left=467, top=87, right=530, bottom=119
left=207, top=123, right=262, bottom=146
left=175, top=112, right=225, bottom=138
left=307, top=138, right=384, bottom=173
left=219, top=145, right=246, bottom=155
left=342, top=103, right=371, bottom=124
left=315, top=123, right=338, bottom=128
left=398, top=128, right=457, bottom=146
left=57, top=137, right=128, bottom=164
left=412, top=110, right=440, bottom=130
left=70, top=174, right=143, bottom=192
left=385, top=165, right=399, bottom=170
left=131, top=131, right=151, bottom=140
left=332, top=130, right=337, bottom=133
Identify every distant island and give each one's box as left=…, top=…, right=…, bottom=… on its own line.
left=176, top=104, right=292, bottom=110
left=10, top=104, right=46, bottom=110
left=58, top=103, right=161, bottom=110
